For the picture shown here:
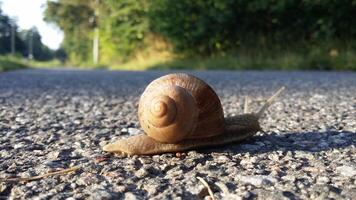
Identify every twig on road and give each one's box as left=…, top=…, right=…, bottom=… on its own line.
left=0, top=166, right=80, bottom=183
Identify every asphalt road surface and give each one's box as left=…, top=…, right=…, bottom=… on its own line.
left=0, top=69, right=355, bottom=199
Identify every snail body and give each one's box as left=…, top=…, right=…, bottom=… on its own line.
left=103, top=73, right=285, bottom=155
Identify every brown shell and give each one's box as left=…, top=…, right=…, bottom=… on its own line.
left=138, top=73, right=225, bottom=143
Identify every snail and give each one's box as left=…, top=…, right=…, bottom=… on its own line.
left=103, top=73, right=285, bottom=155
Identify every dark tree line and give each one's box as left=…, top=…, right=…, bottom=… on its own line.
left=0, top=6, right=61, bottom=61
left=150, top=0, right=356, bottom=54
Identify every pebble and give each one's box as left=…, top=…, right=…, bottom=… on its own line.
left=238, top=175, right=277, bottom=187
left=13, top=142, right=26, bottom=149
left=88, top=188, right=118, bottom=200
left=316, top=176, right=330, bottom=184
left=0, top=183, right=6, bottom=193
left=336, top=165, right=356, bottom=177
left=134, top=168, right=148, bottom=178
left=124, top=192, right=138, bottom=200
left=128, top=128, right=141, bottom=135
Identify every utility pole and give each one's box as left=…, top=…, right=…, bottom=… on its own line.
left=10, top=23, right=15, bottom=55
left=93, top=27, right=99, bottom=64
left=93, top=0, right=100, bottom=64
left=28, top=30, right=33, bottom=60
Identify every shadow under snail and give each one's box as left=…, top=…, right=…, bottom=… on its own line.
left=103, top=73, right=285, bottom=155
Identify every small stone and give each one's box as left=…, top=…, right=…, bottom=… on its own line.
left=138, top=157, right=152, bottom=165
left=135, top=168, right=148, bottom=178
left=116, top=185, right=126, bottom=193
left=70, top=183, right=77, bottom=189
left=336, top=165, right=356, bottom=177
left=282, top=191, right=296, bottom=199
left=99, top=140, right=109, bottom=147
left=217, top=155, right=229, bottom=163
left=0, top=150, right=11, bottom=158
left=13, top=142, right=26, bottom=149
left=268, top=154, right=279, bottom=161
left=317, top=176, right=330, bottom=184
left=128, top=128, right=141, bottom=135
left=0, top=182, right=6, bottom=193
left=159, top=164, right=169, bottom=171
left=241, top=191, right=252, bottom=199
left=144, top=183, right=159, bottom=196
left=238, top=175, right=277, bottom=187
left=124, top=192, right=138, bottom=200
left=121, top=128, right=128, bottom=133
left=249, top=157, right=259, bottom=164
left=47, top=151, right=60, bottom=160
left=88, top=188, right=117, bottom=200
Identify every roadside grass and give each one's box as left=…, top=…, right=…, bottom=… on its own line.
left=0, top=55, right=28, bottom=72
left=109, top=56, right=169, bottom=71
left=109, top=48, right=356, bottom=71
left=0, top=55, right=66, bottom=72
left=28, top=59, right=63, bottom=69
left=107, top=38, right=356, bottom=71
left=3, top=41, right=355, bottom=72
left=2, top=50, right=355, bottom=71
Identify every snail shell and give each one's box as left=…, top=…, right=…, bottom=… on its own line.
left=138, top=73, right=225, bottom=143
left=103, top=73, right=286, bottom=155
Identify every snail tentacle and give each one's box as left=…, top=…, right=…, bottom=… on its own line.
left=256, top=86, right=286, bottom=118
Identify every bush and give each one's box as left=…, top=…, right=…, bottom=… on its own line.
left=149, top=0, right=356, bottom=55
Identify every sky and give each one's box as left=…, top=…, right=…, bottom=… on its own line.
left=1, top=0, right=63, bottom=49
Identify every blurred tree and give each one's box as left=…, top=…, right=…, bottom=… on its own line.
left=0, top=8, right=12, bottom=54
left=44, top=0, right=94, bottom=64
left=44, top=0, right=150, bottom=64
left=54, top=48, right=67, bottom=63
left=0, top=6, right=53, bottom=60
left=0, top=8, right=24, bottom=54
left=100, top=0, right=149, bottom=62
left=19, top=28, right=54, bottom=61
left=149, top=0, right=238, bottom=54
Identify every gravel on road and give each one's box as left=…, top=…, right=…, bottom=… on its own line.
left=0, top=69, right=355, bottom=200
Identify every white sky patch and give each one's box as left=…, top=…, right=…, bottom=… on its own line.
left=1, top=0, right=63, bottom=49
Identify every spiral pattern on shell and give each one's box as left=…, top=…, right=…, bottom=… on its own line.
left=138, top=73, right=225, bottom=143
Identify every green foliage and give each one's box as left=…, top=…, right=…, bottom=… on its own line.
left=100, top=0, right=149, bottom=62
left=44, top=0, right=94, bottom=63
left=149, top=0, right=238, bottom=54
left=149, top=0, right=356, bottom=55
left=0, top=55, right=65, bottom=72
